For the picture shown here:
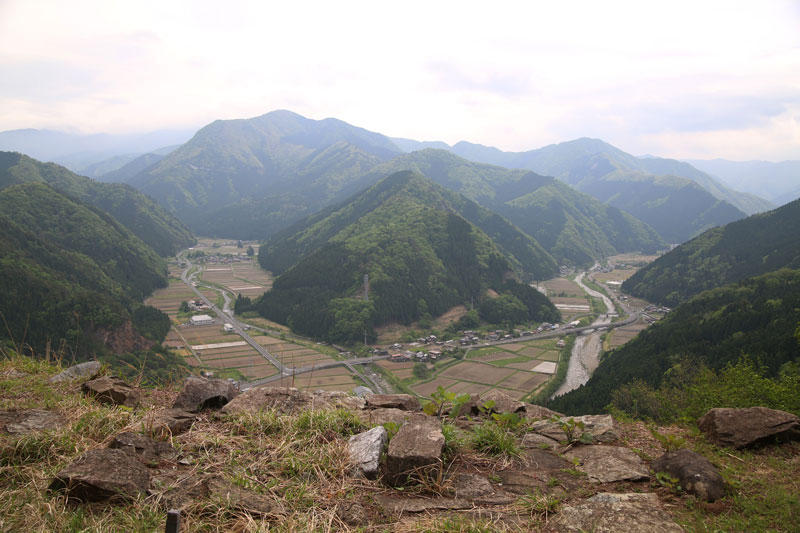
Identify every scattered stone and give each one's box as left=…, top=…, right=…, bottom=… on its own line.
left=698, top=407, right=800, bottom=449
left=449, top=472, right=514, bottom=504
left=531, top=414, right=619, bottom=443
left=478, top=389, right=526, bottom=414
left=49, top=360, right=102, bottom=383
left=348, top=426, right=387, bottom=479
left=357, top=407, right=428, bottom=426
left=336, top=500, right=368, bottom=527
left=109, top=432, right=178, bottom=465
left=82, top=376, right=140, bottom=407
left=385, top=418, right=444, bottom=486
left=652, top=449, right=726, bottom=502
left=141, top=408, right=197, bottom=438
left=1, top=369, right=27, bottom=379
left=49, top=448, right=150, bottom=502
left=374, top=494, right=470, bottom=514
left=547, top=492, right=683, bottom=532
left=522, top=404, right=562, bottom=420
left=352, top=386, right=374, bottom=397
left=521, top=432, right=560, bottom=450
left=565, top=445, right=649, bottom=483
left=160, top=474, right=274, bottom=515
left=365, top=393, right=421, bottom=411
left=221, top=386, right=364, bottom=415
left=173, top=376, right=238, bottom=412
left=1, top=409, right=65, bottom=434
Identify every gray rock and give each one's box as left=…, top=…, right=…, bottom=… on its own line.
left=1, top=409, right=65, bottom=434
left=547, top=492, right=683, bottom=532
left=352, top=386, right=374, bottom=397
left=335, top=500, right=368, bottom=526
left=365, top=393, right=421, bottom=411
left=173, top=376, right=238, bottom=412
left=531, top=414, right=619, bottom=443
left=522, top=404, right=563, bottom=420
left=374, top=493, right=470, bottom=513
left=141, top=408, right=197, bottom=438
left=221, top=386, right=363, bottom=415
left=652, top=449, right=726, bottom=502
left=159, top=474, right=274, bottom=515
left=521, top=432, right=560, bottom=450
left=109, top=432, right=178, bottom=465
left=566, top=445, right=649, bottom=483
left=698, top=407, right=800, bottom=449
left=385, top=418, right=444, bottom=486
left=49, top=448, right=150, bottom=502
left=478, top=389, right=526, bottom=414
left=357, top=407, right=428, bottom=426
left=49, top=361, right=102, bottom=383
left=82, top=376, right=140, bottom=407
left=348, top=426, right=387, bottom=479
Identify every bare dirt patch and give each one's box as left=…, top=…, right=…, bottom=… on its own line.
left=440, top=362, right=516, bottom=385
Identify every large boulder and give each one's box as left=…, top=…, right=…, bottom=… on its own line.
left=173, top=377, right=238, bottom=412
left=348, top=426, right=387, bottom=479
left=82, top=376, right=140, bottom=407
left=221, top=387, right=363, bottom=415
left=698, top=407, right=800, bottom=449
left=385, top=418, right=444, bottom=486
left=478, top=389, right=526, bottom=414
left=565, top=445, right=649, bottom=483
left=49, top=448, right=150, bottom=502
left=49, top=361, right=101, bottom=383
left=0, top=409, right=65, bottom=434
left=365, top=394, right=421, bottom=411
left=652, top=449, right=725, bottom=502
left=109, top=432, right=178, bottom=465
left=357, top=408, right=428, bottom=427
left=141, top=408, right=197, bottom=438
left=547, top=492, right=683, bottom=532
left=530, top=414, right=619, bottom=443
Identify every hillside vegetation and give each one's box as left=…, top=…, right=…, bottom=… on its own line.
left=0, top=151, right=194, bottom=256
left=623, top=197, right=800, bottom=306
left=253, top=171, right=559, bottom=342
left=549, top=269, right=800, bottom=416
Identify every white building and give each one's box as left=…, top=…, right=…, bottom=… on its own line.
left=190, top=314, right=214, bottom=326
left=223, top=323, right=234, bottom=332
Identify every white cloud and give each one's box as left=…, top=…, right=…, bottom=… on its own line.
left=0, top=0, right=798, bottom=160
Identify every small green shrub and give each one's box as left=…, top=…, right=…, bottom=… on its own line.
left=471, top=421, right=520, bottom=457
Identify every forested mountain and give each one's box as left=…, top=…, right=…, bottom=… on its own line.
left=623, top=197, right=800, bottom=306
left=449, top=137, right=772, bottom=217
left=0, top=182, right=171, bottom=356
left=549, top=269, right=800, bottom=415
left=357, top=150, right=664, bottom=266
left=98, top=151, right=167, bottom=183
left=128, top=110, right=401, bottom=229
left=687, top=158, right=800, bottom=205
left=252, top=171, right=560, bottom=342
left=0, top=152, right=194, bottom=256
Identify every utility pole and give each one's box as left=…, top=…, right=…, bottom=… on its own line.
left=364, top=274, right=369, bottom=301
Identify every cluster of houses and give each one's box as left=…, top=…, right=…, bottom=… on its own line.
left=188, top=299, right=211, bottom=312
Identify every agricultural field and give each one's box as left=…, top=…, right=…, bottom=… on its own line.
left=540, top=277, right=590, bottom=321
left=200, top=261, right=273, bottom=300
left=604, top=318, right=650, bottom=350
left=381, top=338, right=567, bottom=401
left=268, top=366, right=360, bottom=392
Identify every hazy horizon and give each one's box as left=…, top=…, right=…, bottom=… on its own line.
left=1, top=0, right=798, bottom=162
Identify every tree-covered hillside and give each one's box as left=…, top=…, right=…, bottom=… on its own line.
left=357, top=150, right=664, bottom=266
left=623, top=197, right=800, bottom=306
left=0, top=152, right=194, bottom=256
left=549, top=269, right=800, bottom=415
left=0, top=183, right=170, bottom=356
left=253, top=171, right=560, bottom=342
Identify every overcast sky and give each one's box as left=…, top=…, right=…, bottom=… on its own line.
left=1, top=0, right=799, bottom=161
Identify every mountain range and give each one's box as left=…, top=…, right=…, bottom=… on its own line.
left=687, top=159, right=800, bottom=206
left=252, top=171, right=560, bottom=342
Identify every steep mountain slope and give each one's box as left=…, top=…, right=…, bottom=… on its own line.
left=129, top=110, right=401, bottom=228
left=0, top=152, right=194, bottom=256
left=357, top=150, right=664, bottom=265
left=550, top=269, right=800, bottom=415
left=254, top=171, right=560, bottom=342
left=623, top=197, right=800, bottom=306
left=687, top=159, right=800, bottom=205
left=0, top=182, right=170, bottom=355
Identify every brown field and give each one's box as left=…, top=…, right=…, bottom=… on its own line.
left=541, top=277, right=584, bottom=298
left=432, top=305, right=468, bottom=328
left=593, top=269, right=637, bottom=283
left=495, top=370, right=543, bottom=390
left=237, top=365, right=280, bottom=379
left=517, top=346, right=545, bottom=358
left=607, top=321, right=648, bottom=349
left=497, top=343, right=527, bottom=352
left=376, top=360, right=414, bottom=370
left=412, top=378, right=459, bottom=397
left=607, top=253, right=660, bottom=266
left=250, top=335, right=283, bottom=345
left=446, top=381, right=492, bottom=396
left=440, top=361, right=515, bottom=385
left=471, top=351, right=516, bottom=362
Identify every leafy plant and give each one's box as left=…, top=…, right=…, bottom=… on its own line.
left=471, top=421, right=520, bottom=457
left=423, top=386, right=471, bottom=419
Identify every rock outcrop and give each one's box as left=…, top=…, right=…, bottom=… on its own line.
left=547, top=492, right=684, bottom=532
left=364, top=393, right=421, bottom=411
left=141, top=408, right=197, bottom=438
left=221, top=386, right=364, bottom=415
left=159, top=474, right=274, bottom=515
left=652, top=449, right=725, bottom=502
left=109, top=432, right=178, bottom=465
left=565, top=445, right=649, bottom=483
left=0, top=409, right=65, bottom=434
left=385, top=417, right=444, bottom=485
left=530, top=414, right=619, bottom=443
left=173, top=376, right=238, bottom=411
left=49, top=361, right=102, bottom=383
left=348, top=426, right=387, bottom=479
left=698, top=407, right=800, bottom=448
left=49, top=448, right=150, bottom=502
left=82, top=376, right=140, bottom=407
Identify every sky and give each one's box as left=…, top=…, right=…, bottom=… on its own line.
left=1, top=0, right=799, bottom=161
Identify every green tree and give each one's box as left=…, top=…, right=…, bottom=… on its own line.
left=246, top=245, right=254, bottom=257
